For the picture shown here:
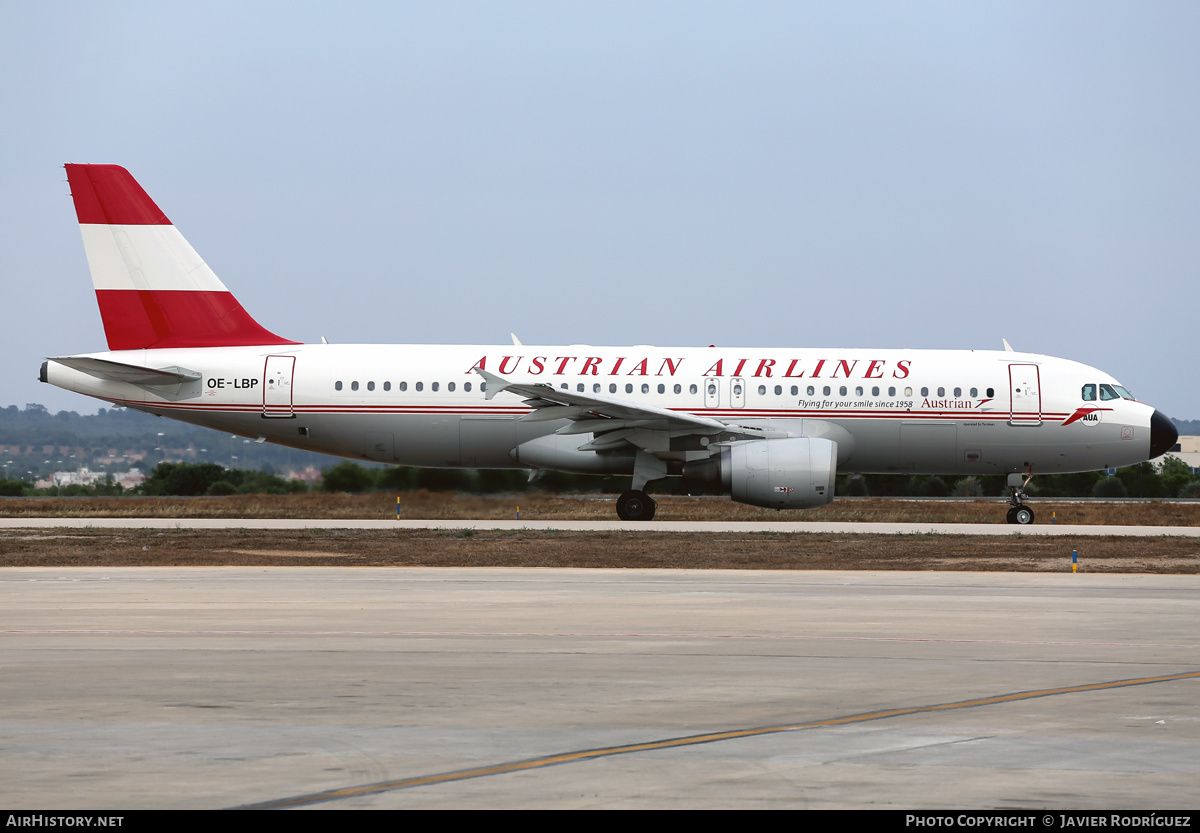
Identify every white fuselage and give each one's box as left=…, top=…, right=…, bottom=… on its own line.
left=45, top=343, right=1160, bottom=477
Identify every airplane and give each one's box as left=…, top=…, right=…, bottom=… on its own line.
left=41, top=164, right=1178, bottom=523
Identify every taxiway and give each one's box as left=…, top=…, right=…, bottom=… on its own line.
left=2, top=568, right=1196, bottom=808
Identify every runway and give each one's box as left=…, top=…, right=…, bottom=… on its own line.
left=2, top=568, right=1197, bottom=808
left=3, top=517, right=1200, bottom=535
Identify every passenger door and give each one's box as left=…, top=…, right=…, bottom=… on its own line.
left=262, top=355, right=296, bottom=418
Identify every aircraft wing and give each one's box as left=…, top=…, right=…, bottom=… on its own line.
left=479, top=368, right=724, bottom=427
left=476, top=368, right=788, bottom=453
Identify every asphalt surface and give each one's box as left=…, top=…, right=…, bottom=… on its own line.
left=2, top=567, right=1196, bottom=808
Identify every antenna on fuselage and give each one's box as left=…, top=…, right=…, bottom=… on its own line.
left=1002, top=339, right=1015, bottom=352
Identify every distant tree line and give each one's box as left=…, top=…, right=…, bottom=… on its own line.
left=2, top=403, right=1199, bottom=499
left=317, top=459, right=1200, bottom=500
left=2, top=458, right=1199, bottom=499
left=839, top=457, right=1200, bottom=500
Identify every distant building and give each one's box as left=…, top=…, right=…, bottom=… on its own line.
left=35, top=468, right=145, bottom=490
left=287, top=467, right=322, bottom=484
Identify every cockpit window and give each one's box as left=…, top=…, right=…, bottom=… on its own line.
left=1082, top=384, right=1096, bottom=401
left=1113, top=385, right=1134, bottom=400
left=1098, top=383, right=1133, bottom=401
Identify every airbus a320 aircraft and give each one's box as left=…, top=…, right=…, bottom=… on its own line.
left=42, top=165, right=1177, bottom=523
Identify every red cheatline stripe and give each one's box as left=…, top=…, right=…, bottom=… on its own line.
left=102, top=396, right=1070, bottom=421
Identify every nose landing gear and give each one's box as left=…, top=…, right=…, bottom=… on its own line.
left=1006, top=472, right=1035, bottom=525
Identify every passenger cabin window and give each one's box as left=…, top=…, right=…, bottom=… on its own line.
left=610, top=384, right=617, bottom=394
left=757, top=385, right=766, bottom=395
left=351, top=381, right=359, bottom=391
left=839, top=386, right=847, bottom=396
left=399, top=381, right=408, bottom=391
left=464, top=382, right=471, bottom=392
left=415, top=382, right=423, bottom=391
left=986, top=388, right=993, bottom=397
left=953, top=387, right=961, bottom=397
left=969, top=387, right=977, bottom=397
left=689, top=384, right=697, bottom=394
left=822, top=386, right=830, bottom=396
left=807, top=386, right=815, bottom=396
left=431, top=382, right=439, bottom=392
left=448, top=382, right=455, bottom=392
left=335, top=381, right=343, bottom=391
left=855, top=386, right=864, bottom=396
left=937, top=387, right=944, bottom=397
left=888, top=386, right=895, bottom=396
left=367, top=381, right=375, bottom=391
left=790, top=386, right=798, bottom=396
left=383, top=381, right=391, bottom=391
left=626, top=384, right=633, bottom=394
left=920, top=387, right=929, bottom=397
left=658, top=384, right=665, bottom=394
left=774, top=385, right=782, bottom=395
left=641, top=383, right=650, bottom=394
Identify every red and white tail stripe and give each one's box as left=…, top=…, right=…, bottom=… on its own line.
left=65, top=164, right=298, bottom=350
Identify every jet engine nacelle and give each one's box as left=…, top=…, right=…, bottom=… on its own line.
left=685, top=437, right=837, bottom=509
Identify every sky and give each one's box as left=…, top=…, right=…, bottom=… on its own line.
left=3, top=2, right=1198, bottom=418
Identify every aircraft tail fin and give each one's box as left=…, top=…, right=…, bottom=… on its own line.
left=64, top=164, right=299, bottom=350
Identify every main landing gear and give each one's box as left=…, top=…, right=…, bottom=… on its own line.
left=616, top=490, right=656, bottom=521
left=1006, top=472, right=1035, bottom=525
left=616, top=450, right=666, bottom=521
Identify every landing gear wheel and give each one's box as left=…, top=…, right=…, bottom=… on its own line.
left=616, top=490, right=656, bottom=521
left=1006, top=472, right=1035, bottom=525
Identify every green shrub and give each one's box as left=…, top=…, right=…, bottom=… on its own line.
left=1091, top=476, right=1128, bottom=499
left=1178, top=479, right=1200, bottom=499
left=321, top=462, right=376, bottom=493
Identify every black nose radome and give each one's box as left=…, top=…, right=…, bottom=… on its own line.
left=1149, top=410, right=1178, bottom=459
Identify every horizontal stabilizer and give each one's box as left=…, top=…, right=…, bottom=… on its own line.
left=48, top=356, right=202, bottom=386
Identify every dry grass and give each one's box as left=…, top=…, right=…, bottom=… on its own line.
left=4, top=494, right=1197, bottom=574
left=1, top=527, right=1198, bottom=573
left=1, top=492, right=1198, bottom=525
